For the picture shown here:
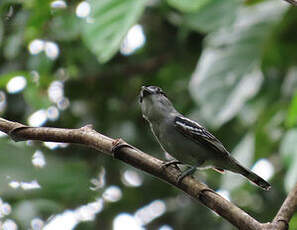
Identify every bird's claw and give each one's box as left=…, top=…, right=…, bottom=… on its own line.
left=177, top=166, right=196, bottom=184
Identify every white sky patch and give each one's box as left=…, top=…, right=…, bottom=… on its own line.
left=28, top=109, right=47, bottom=127
left=6, top=76, right=27, bottom=94
left=120, top=24, right=146, bottom=56
left=113, top=213, right=144, bottom=230
left=43, top=199, right=103, bottom=230
left=44, top=41, right=59, bottom=60
left=28, top=39, right=44, bottom=55
left=51, top=0, right=67, bottom=9
left=32, top=150, right=46, bottom=168
left=122, top=170, right=143, bottom=187
left=76, top=1, right=91, bottom=18
left=252, top=158, right=274, bottom=181
left=102, top=186, right=122, bottom=202
left=134, top=200, right=166, bottom=226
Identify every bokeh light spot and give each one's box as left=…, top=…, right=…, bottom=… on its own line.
left=32, top=150, right=46, bottom=168
left=103, top=186, right=122, bottom=202
left=28, top=110, right=47, bottom=127
left=76, top=1, right=91, bottom=18
left=6, top=76, right=27, bottom=94
left=51, top=0, right=67, bottom=9
left=44, top=41, right=59, bottom=60
left=122, top=170, right=143, bottom=187
left=31, top=218, right=44, bottom=230
left=134, top=200, right=166, bottom=225
left=47, top=106, right=60, bottom=121
left=28, top=39, right=44, bottom=55
left=216, top=189, right=231, bottom=201
left=252, top=158, right=274, bottom=181
left=113, top=213, right=144, bottom=230
left=2, top=219, right=18, bottom=230
left=120, top=24, right=146, bottom=56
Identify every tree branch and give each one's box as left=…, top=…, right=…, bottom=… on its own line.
left=272, top=183, right=297, bottom=229
left=0, top=117, right=296, bottom=230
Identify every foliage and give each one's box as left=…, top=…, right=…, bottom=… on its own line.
left=0, top=0, right=297, bottom=229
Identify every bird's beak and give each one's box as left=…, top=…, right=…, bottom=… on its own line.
left=139, top=86, right=152, bottom=103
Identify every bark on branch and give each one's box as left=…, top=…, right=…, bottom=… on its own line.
left=0, top=117, right=296, bottom=230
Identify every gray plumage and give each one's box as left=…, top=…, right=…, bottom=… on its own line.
left=140, top=85, right=271, bottom=191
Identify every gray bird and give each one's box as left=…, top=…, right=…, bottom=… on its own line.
left=139, top=85, right=271, bottom=191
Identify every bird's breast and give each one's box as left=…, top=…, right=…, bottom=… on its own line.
left=151, top=119, right=209, bottom=165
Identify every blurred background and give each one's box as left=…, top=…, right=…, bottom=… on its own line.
left=0, top=0, right=297, bottom=229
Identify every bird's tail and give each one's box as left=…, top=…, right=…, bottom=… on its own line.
left=230, top=160, right=271, bottom=191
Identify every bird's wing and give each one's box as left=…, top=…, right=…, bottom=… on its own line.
left=174, top=116, right=229, bottom=155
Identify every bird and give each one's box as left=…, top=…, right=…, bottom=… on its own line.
left=139, top=85, right=271, bottom=191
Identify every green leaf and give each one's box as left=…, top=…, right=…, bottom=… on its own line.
left=189, top=1, right=288, bottom=128
left=82, top=0, right=147, bottom=63
left=182, top=0, right=239, bottom=33
left=286, top=91, right=297, bottom=128
left=3, top=32, right=23, bottom=60
left=50, top=13, right=81, bottom=41
left=167, top=0, right=211, bottom=13
left=23, top=83, right=51, bottom=110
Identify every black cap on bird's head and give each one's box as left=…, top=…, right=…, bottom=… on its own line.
left=139, top=86, right=167, bottom=103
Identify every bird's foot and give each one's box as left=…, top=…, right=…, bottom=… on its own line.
left=177, top=166, right=196, bottom=184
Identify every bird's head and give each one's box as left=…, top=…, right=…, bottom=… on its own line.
left=139, top=86, right=175, bottom=121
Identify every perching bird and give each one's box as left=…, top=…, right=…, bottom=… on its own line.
left=139, top=85, right=271, bottom=191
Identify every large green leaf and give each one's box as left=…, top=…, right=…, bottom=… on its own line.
left=286, top=91, right=297, bottom=128
left=182, top=0, right=239, bottom=33
left=189, top=1, right=288, bottom=128
left=167, top=0, right=211, bottom=13
left=82, top=0, right=147, bottom=63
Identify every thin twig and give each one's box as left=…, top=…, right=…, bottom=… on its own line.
left=273, top=183, right=297, bottom=229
